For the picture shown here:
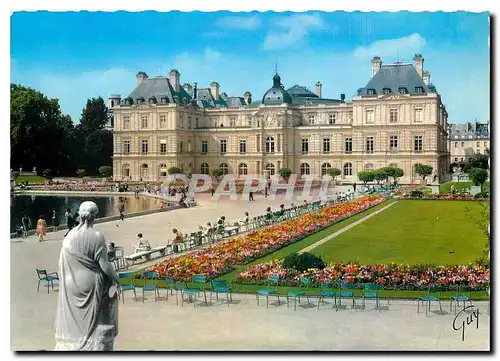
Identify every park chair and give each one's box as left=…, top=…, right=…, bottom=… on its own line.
left=140, top=271, right=159, bottom=303
left=256, top=275, right=281, bottom=308
left=114, top=246, right=126, bottom=270
left=165, top=277, right=186, bottom=305
left=118, top=272, right=136, bottom=303
left=287, top=277, right=311, bottom=311
left=210, top=279, right=232, bottom=306
left=362, top=283, right=385, bottom=311
left=449, top=285, right=473, bottom=314
left=181, top=275, right=208, bottom=307
left=317, top=282, right=337, bottom=311
left=36, top=268, right=59, bottom=294
left=337, top=282, right=356, bottom=309
left=417, top=285, right=444, bottom=316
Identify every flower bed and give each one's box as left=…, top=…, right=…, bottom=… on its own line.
left=149, top=195, right=385, bottom=281
left=399, top=193, right=488, bottom=201
left=237, top=261, right=489, bottom=291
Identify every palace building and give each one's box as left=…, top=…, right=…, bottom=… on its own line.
left=449, top=121, right=490, bottom=165
left=110, top=54, right=450, bottom=184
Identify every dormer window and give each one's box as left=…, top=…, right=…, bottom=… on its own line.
left=160, top=97, right=169, bottom=104
left=398, top=87, right=407, bottom=94
left=367, top=88, right=376, bottom=96
left=415, top=86, right=424, bottom=93
left=383, top=88, right=391, bottom=95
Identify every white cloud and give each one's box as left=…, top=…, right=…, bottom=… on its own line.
left=217, top=15, right=261, bottom=30
left=204, top=48, right=222, bottom=62
left=353, top=33, right=427, bottom=60
left=262, top=14, right=324, bottom=51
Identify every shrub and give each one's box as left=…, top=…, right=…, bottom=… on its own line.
left=474, top=191, right=489, bottom=199
left=99, top=166, right=113, bottom=178
left=468, top=168, right=488, bottom=187
left=358, top=171, right=374, bottom=184
left=410, top=190, right=424, bottom=198
left=414, top=164, right=433, bottom=180
left=76, top=168, right=86, bottom=178
left=11, top=171, right=19, bottom=179
left=42, top=169, right=52, bottom=179
left=168, top=166, right=182, bottom=175
left=282, top=252, right=326, bottom=272
left=327, top=168, right=341, bottom=180
left=278, top=168, right=292, bottom=179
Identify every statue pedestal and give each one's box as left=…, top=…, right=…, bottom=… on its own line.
left=471, top=185, right=482, bottom=195
left=430, top=184, right=440, bottom=194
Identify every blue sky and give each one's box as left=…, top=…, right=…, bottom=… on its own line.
left=11, top=11, right=489, bottom=123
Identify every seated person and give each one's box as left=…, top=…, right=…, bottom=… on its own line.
left=279, top=204, right=285, bottom=216
left=239, top=212, right=250, bottom=226
left=107, top=242, right=116, bottom=261
left=265, top=207, right=272, bottom=220
left=135, top=233, right=151, bottom=252
left=172, top=228, right=184, bottom=244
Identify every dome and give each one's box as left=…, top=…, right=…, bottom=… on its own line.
left=262, top=73, right=292, bottom=105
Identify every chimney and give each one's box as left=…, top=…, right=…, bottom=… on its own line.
left=136, top=71, right=148, bottom=85
left=244, top=91, right=252, bottom=105
left=183, top=83, right=193, bottom=97
left=210, top=82, right=220, bottom=100
left=221, top=92, right=229, bottom=100
left=193, top=82, right=198, bottom=100
left=315, top=81, right=322, bottom=98
left=422, top=71, right=431, bottom=86
left=340, top=93, right=345, bottom=103
left=169, top=69, right=181, bottom=92
left=371, top=56, right=382, bottom=77
left=413, top=54, right=424, bottom=77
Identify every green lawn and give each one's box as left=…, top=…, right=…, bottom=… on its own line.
left=440, top=181, right=490, bottom=194
left=15, top=175, right=48, bottom=184
left=311, top=200, right=487, bottom=265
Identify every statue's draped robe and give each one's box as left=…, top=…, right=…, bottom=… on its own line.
left=54, top=226, right=117, bottom=351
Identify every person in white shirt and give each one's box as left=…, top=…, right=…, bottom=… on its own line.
left=135, top=233, right=151, bottom=252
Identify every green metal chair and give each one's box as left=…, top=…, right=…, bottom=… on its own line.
left=36, top=268, right=59, bottom=294
left=140, top=271, right=159, bottom=303
left=257, top=274, right=281, bottom=308
left=180, top=274, right=208, bottom=307
left=210, top=279, right=232, bottom=306
left=362, top=283, right=384, bottom=311
left=338, top=282, right=356, bottom=309
left=287, top=277, right=311, bottom=311
left=317, top=282, right=337, bottom=311
left=449, top=285, right=473, bottom=314
left=417, top=285, right=443, bottom=316
left=118, top=272, right=136, bottom=303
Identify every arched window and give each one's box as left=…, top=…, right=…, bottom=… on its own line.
left=343, top=163, right=353, bottom=176
left=159, top=163, right=167, bottom=177
left=122, top=164, right=130, bottom=178
left=265, top=163, right=275, bottom=176
left=141, top=163, right=149, bottom=179
left=201, top=163, right=209, bottom=175
left=238, top=163, right=248, bottom=176
left=300, top=163, right=310, bottom=176
left=266, top=136, right=275, bottom=153
left=220, top=163, right=229, bottom=175
left=364, top=163, right=375, bottom=171
left=389, top=163, right=398, bottom=168
left=321, top=163, right=331, bottom=176
left=148, top=97, right=157, bottom=104
left=111, top=100, right=115, bottom=107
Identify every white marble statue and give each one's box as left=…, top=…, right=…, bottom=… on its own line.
left=54, top=201, right=121, bottom=351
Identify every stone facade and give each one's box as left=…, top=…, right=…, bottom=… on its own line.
left=110, top=55, right=450, bottom=184
left=449, top=121, right=489, bottom=164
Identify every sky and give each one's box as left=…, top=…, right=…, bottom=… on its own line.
left=10, top=11, right=490, bottom=123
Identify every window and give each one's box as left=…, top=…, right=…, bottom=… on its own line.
left=266, top=136, right=275, bottom=154
left=179, top=115, right=184, bottom=129
left=366, top=109, right=374, bottom=124
left=366, top=136, right=374, bottom=153
left=321, top=163, right=331, bottom=176
left=230, top=117, right=236, bottom=127
left=123, top=140, right=131, bottom=154
left=220, top=163, right=229, bottom=175
left=461, top=158, right=464, bottom=162
left=256, top=135, right=261, bottom=152
left=160, top=115, right=167, bottom=128
left=140, top=164, right=148, bottom=179
left=389, top=109, right=398, bottom=123
left=308, top=114, right=315, bottom=125
left=220, top=139, right=227, bottom=154
left=367, top=88, right=376, bottom=96
left=343, top=163, right=353, bottom=176
left=238, top=163, right=248, bottom=175
left=141, top=115, right=148, bottom=129
left=302, top=138, right=309, bottom=154
left=188, top=140, right=192, bottom=152
left=187, top=116, right=191, bottom=129
left=195, top=118, right=199, bottom=128
left=323, top=138, right=331, bottom=153
left=477, top=141, right=480, bottom=147
left=201, top=163, right=209, bottom=175
left=160, top=139, right=167, bottom=154
left=383, top=88, right=391, bottom=95
left=239, top=139, right=247, bottom=154
left=159, top=164, right=167, bottom=177
left=345, top=138, right=352, bottom=153
left=484, top=142, right=487, bottom=147
left=201, top=140, right=208, bottom=155
left=415, top=108, right=423, bottom=123
left=414, top=136, right=423, bottom=152
left=454, top=142, right=458, bottom=148
left=122, top=164, right=130, bottom=178
left=454, top=158, right=458, bottom=162
left=365, top=163, right=374, bottom=171
left=329, top=114, right=336, bottom=124
left=179, top=141, right=183, bottom=153
left=389, top=135, right=398, bottom=151
left=265, top=163, right=275, bottom=176
left=300, top=163, right=310, bottom=176
left=415, top=86, right=424, bottom=93
left=123, top=116, right=130, bottom=130
left=141, top=140, right=148, bottom=154
left=398, top=87, right=407, bottom=94
left=461, top=142, right=464, bottom=147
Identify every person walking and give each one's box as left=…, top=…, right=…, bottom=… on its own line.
left=353, top=182, right=357, bottom=194
left=21, top=213, right=31, bottom=238
left=118, top=200, right=125, bottom=221
left=52, top=209, right=59, bottom=232
left=64, top=208, right=74, bottom=237
left=36, top=215, right=47, bottom=242
left=249, top=191, right=254, bottom=202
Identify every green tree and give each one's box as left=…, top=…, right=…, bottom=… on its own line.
left=42, top=169, right=52, bottom=179
left=381, top=166, right=404, bottom=184
left=76, top=168, right=86, bottom=178
left=327, top=168, right=341, bottom=181
left=99, top=166, right=113, bottom=178
left=469, top=168, right=488, bottom=188
left=372, top=169, right=386, bottom=184
left=211, top=168, right=223, bottom=181
left=358, top=171, right=374, bottom=185
left=463, top=153, right=489, bottom=173
left=278, top=168, right=292, bottom=180
left=414, top=163, right=433, bottom=180
left=168, top=166, right=182, bottom=175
